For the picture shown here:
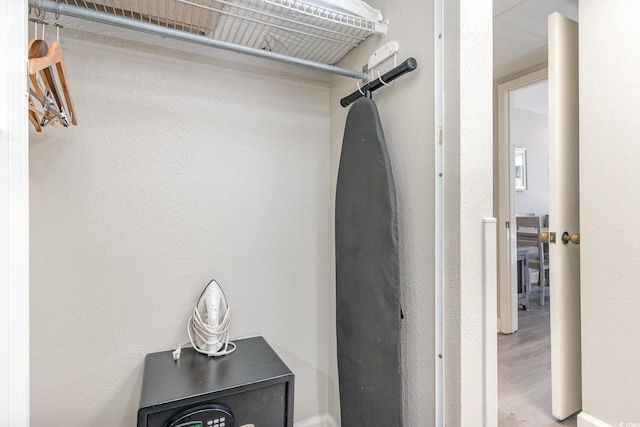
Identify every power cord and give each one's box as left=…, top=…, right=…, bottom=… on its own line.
left=172, top=303, right=236, bottom=360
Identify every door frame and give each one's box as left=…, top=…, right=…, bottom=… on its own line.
left=1, top=0, right=29, bottom=424
left=497, top=68, right=547, bottom=334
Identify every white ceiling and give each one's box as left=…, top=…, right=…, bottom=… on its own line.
left=494, top=0, right=578, bottom=69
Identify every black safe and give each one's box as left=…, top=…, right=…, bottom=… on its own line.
left=138, top=336, right=294, bottom=427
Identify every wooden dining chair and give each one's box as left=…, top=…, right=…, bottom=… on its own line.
left=516, top=215, right=549, bottom=305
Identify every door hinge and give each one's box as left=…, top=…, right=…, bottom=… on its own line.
left=505, top=221, right=510, bottom=229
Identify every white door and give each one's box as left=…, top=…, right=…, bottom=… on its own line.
left=548, top=12, right=581, bottom=420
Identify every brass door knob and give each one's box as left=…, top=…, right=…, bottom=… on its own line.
left=561, top=231, right=580, bottom=245
left=541, top=231, right=550, bottom=243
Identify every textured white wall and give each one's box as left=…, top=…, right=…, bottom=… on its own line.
left=513, top=108, right=549, bottom=216
left=579, top=1, right=640, bottom=426
left=29, top=24, right=332, bottom=426
left=452, top=0, right=494, bottom=424
left=28, top=1, right=495, bottom=424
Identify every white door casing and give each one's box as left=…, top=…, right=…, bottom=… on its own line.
left=1, top=0, right=29, bottom=424
left=548, top=12, right=582, bottom=420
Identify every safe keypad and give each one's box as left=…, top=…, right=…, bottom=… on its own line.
left=207, top=417, right=226, bottom=427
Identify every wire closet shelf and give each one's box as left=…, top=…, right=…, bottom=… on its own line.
left=29, top=0, right=387, bottom=78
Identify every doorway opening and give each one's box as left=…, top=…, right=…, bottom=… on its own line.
left=496, top=58, right=581, bottom=422
left=497, top=68, right=548, bottom=335
left=512, top=80, right=550, bottom=309
left=496, top=72, right=568, bottom=425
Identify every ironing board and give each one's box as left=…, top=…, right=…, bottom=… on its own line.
left=335, top=97, right=402, bottom=425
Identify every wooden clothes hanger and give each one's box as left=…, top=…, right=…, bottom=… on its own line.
left=27, top=24, right=78, bottom=129
left=28, top=38, right=48, bottom=132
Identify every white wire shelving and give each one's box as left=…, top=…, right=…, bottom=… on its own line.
left=29, top=0, right=388, bottom=78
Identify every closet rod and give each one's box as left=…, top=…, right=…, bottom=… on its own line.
left=28, top=0, right=368, bottom=80
left=340, top=57, right=418, bottom=107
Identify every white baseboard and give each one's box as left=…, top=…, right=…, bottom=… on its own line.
left=578, top=412, right=613, bottom=427
left=294, top=414, right=339, bottom=427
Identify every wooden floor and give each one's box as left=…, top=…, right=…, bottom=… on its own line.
left=498, top=290, right=577, bottom=426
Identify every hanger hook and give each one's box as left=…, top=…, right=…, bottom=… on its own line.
left=38, top=11, right=48, bottom=40
left=54, top=16, right=63, bottom=42
left=53, top=0, right=63, bottom=42
left=356, top=81, right=373, bottom=99
left=377, top=69, right=390, bottom=86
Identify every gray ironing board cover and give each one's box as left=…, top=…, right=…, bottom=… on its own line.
left=335, top=97, right=402, bottom=425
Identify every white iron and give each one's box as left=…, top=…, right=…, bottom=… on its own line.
left=195, top=279, right=229, bottom=353
left=173, top=279, right=236, bottom=360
